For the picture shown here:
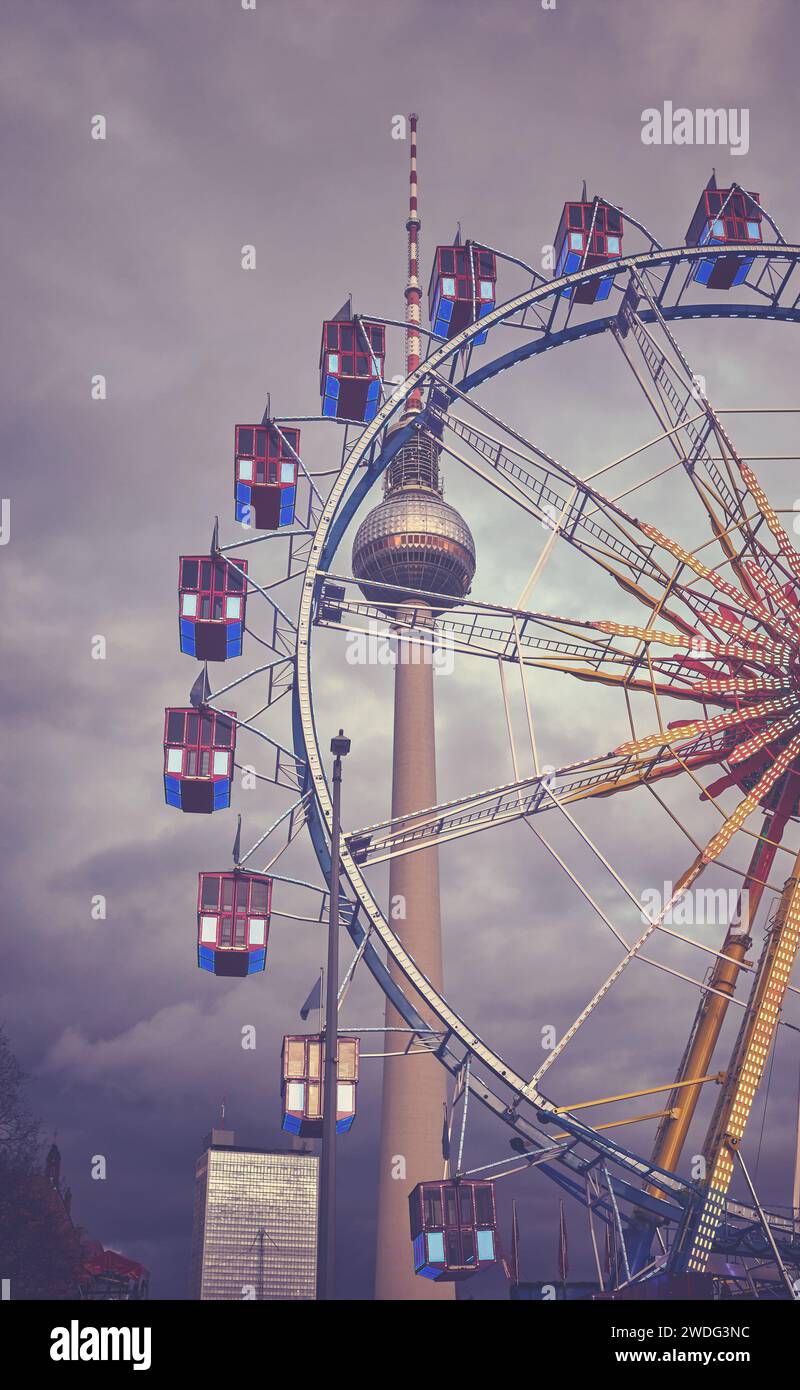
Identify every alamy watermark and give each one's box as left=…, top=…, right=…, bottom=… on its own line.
left=641, top=102, right=749, bottom=157
left=345, top=621, right=455, bottom=676
left=640, top=880, right=748, bottom=929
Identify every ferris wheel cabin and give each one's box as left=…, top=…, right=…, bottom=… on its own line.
left=280, top=1034, right=360, bottom=1136
left=409, top=1178, right=498, bottom=1281
left=234, top=423, right=299, bottom=530
left=428, top=242, right=497, bottom=344
left=197, top=870, right=272, bottom=976
left=685, top=176, right=763, bottom=288
left=178, top=555, right=247, bottom=661
left=554, top=195, right=623, bottom=302
left=319, top=308, right=385, bottom=422
left=163, top=707, right=236, bottom=813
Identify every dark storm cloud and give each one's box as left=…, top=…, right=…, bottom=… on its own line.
left=3, top=0, right=800, bottom=1297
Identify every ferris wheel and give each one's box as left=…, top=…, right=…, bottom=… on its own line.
left=165, top=133, right=800, bottom=1297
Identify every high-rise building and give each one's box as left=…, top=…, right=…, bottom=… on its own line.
left=351, top=116, right=476, bottom=1301
left=190, top=1129, right=319, bottom=1300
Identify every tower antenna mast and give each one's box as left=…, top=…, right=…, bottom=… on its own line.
left=404, top=113, right=422, bottom=415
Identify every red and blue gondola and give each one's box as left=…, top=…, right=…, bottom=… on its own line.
left=178, top=555, right=247, bottom=661
left=197, top=870, right=272, bottom=976
left=163, top=707, right=236, bottom=813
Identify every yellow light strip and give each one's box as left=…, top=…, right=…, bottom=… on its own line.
left=615, top=696, right=794, bottom=759
left=687, top=871, right=800, bottom=1271
left=640, top=518, right=798, bottom=635
left=740, top=462, right=800, bottom=588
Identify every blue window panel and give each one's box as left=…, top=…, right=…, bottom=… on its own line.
left=278, top=486, right=296, bottom=527
left=213, top=782, right=231, bottom=810
left=560, top=248, right=583, bottom=297
left=367, top=380, right=380, bottom=402
left=476, top=1229, right=495, bottom=1262
left=336, top=1115, right=354, bottom=1133
left=694, top=259, right=714, bottom=285
left=472, top=299, right=494, bottom=346
left=282, top=1113, right=302, bottom=1134
left=432, top=297, right=453, bottom=338
left=426, top=1231, right=445, bottom=1263
left=180, top=623, right=196, bottom=657
left=412, top=1233, right=426, bottom=1272
left=164, top=775, right=182, bottom=808
left=732, top=259, right=751, bottom=286
left=236, top=482, right=251, bottom=504
left=248, top=948, right=266, bottom=974
left=322, top=396, right=337, bottom=418
left=326, top=375, right=340, bottom=398
left=595, top=276, right=612, bottom=301
left=198, top=947, right=216, bottom=973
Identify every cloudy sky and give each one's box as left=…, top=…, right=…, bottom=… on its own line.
left=3, top=0, right=800, bottom=1299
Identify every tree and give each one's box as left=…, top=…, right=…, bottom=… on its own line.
left=0, top=1024, right=85, bottom=1299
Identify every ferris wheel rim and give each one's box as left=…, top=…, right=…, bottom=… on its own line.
left=291, top=240, right=800, bottom=1223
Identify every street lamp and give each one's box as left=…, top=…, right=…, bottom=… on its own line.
left=316, top=729, right=350, bottom=1300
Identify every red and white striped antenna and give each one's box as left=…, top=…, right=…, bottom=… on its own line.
left=404, top=113, right=422, bottom=415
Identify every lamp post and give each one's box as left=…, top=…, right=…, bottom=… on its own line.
left=316, top=728, right=350, bottom=1300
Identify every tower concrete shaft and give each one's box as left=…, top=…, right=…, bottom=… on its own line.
left=374, top=611, right=453, bottom=1301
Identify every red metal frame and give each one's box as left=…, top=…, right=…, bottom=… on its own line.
left=197, top=870, right=272, bottom=976
left=178, top=555, right=247, bottom=661
left=234, top=422, right=300, bottom=529
left=163, top=707, right=236, bottom=813
left=281, top=1034, right=360, bottom=1135
left=409, top=1178, right=498, bottom=1280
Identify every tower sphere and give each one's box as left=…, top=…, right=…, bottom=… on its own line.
left=351, top=424, right=476, bottom=611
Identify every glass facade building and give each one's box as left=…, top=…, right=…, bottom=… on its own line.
left=190, top=1132, right=319, bottom=1300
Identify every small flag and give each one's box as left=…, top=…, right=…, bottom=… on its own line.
left=232, top=815, right=242, bottom=866
left=190, top=664, right=211, bottom=708
left=441, top=1103, right=450, bottom=1163
left=300, top=976, right=322, bottom=1021
left=558, top=1199, right=569, bottom=1286
left=511, top=1200, right=521, bottom=1284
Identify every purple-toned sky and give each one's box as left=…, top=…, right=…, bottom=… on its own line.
left=3, top=0, right=800, bottom=1299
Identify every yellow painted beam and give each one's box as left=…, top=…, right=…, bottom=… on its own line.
left=556, top=1073, right=724, bottom=1114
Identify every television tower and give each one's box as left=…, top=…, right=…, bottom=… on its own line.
left=352, top=114, right=476, bottom=1300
